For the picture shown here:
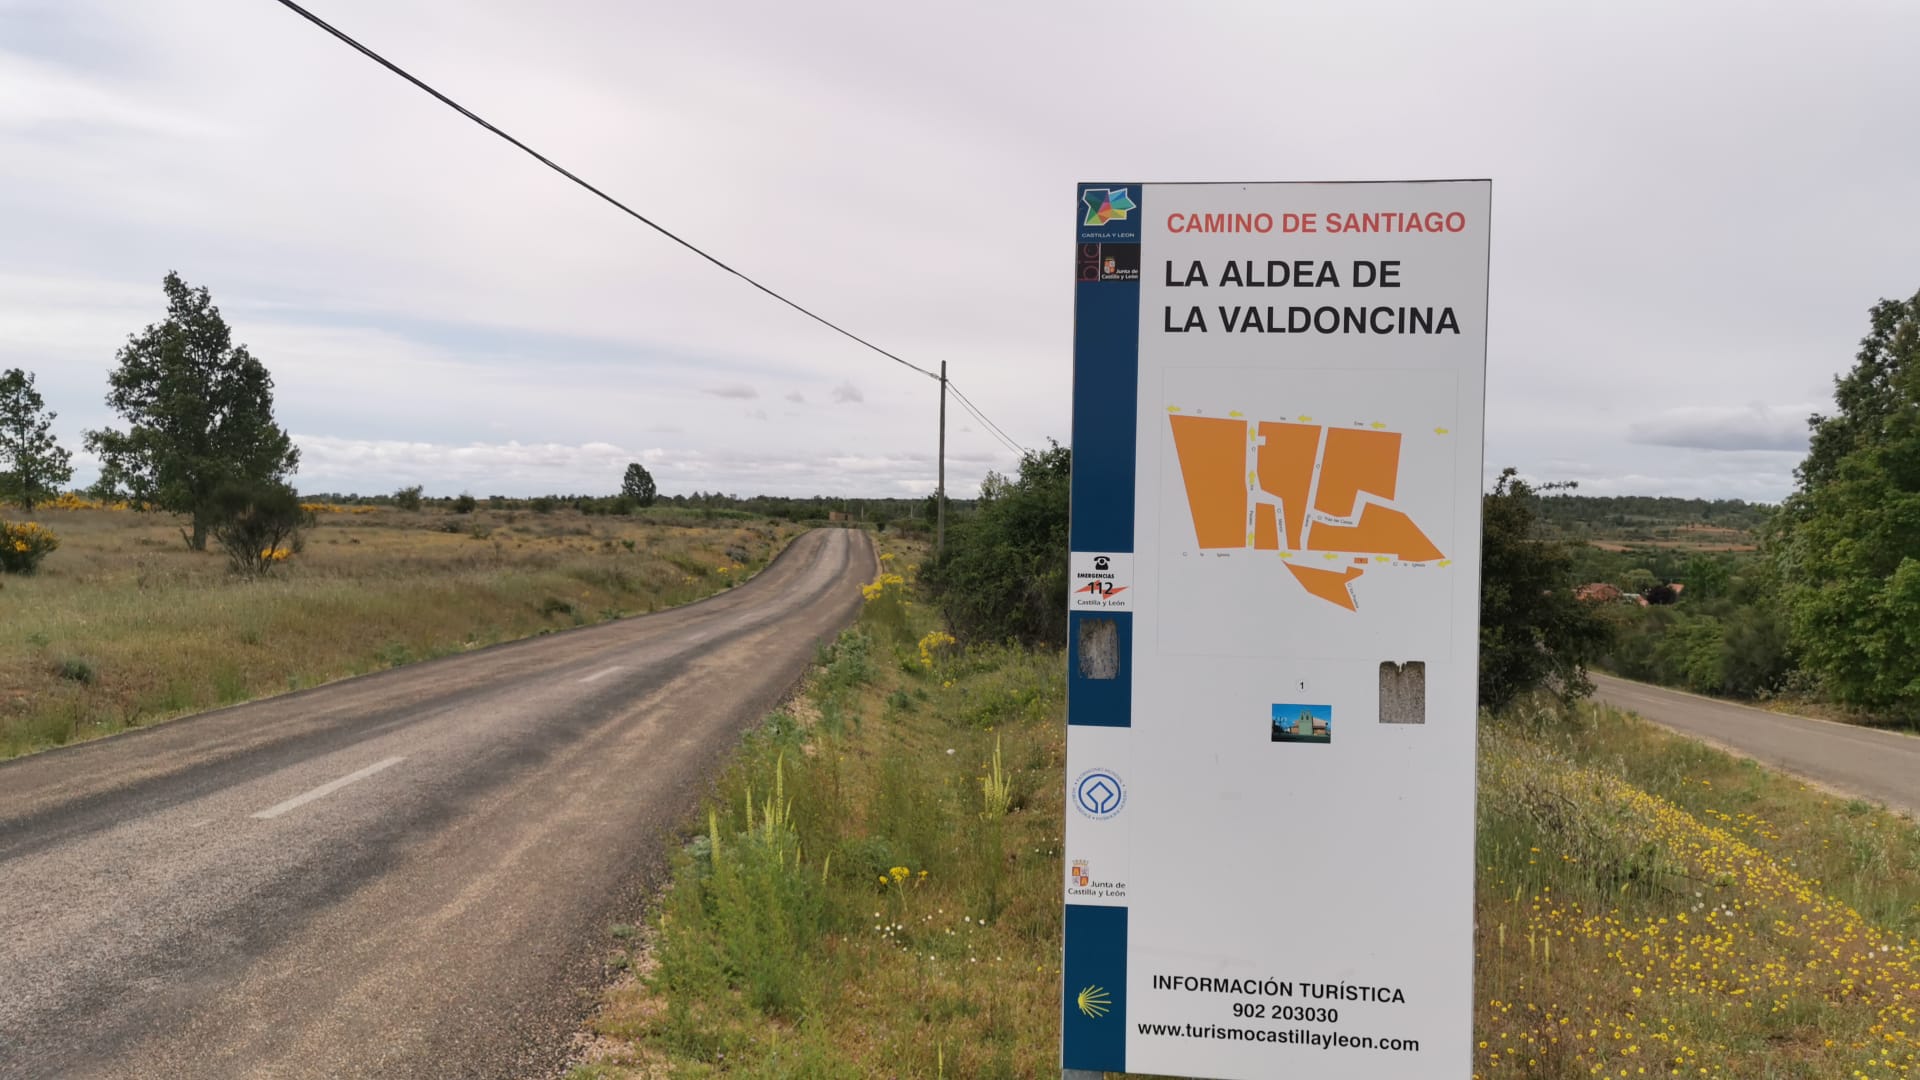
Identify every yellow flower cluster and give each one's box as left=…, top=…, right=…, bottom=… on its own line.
left=0, top=520, right=59, bottom=572
left=258, top=547, right=292, bottom=562
left=43, top=492, right=129, bottom=511
left=917, top=630, right=957, bottom=669
left=860, top=572, right=906, bottom=602
left=300, top=503, right=378, bottom=515
left=1476, top=745, right=1919, bottom=1078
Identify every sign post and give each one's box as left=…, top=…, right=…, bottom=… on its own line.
left=1063, top=180, right=1491, bottom=1078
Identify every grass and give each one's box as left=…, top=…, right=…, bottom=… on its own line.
left=0, top=503, right=800, bottom=758
left=567, top=560, right=1920, bottom=1079
left=1475, top=700, right=1920, bottom=1079
left=569, top=544, right=1068, bottom=1078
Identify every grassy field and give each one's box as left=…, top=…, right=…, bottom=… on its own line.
left=0, top=502, right=800, bottom=758
left=565, top=557, right=1919, bottom=1079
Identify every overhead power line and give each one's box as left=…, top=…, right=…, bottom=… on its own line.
left=267, top=0, right=940, bottom=383
left=946, top=379, right=1027, bottom=457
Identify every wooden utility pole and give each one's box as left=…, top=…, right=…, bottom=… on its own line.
left=936, top=360, right=947, bottom=557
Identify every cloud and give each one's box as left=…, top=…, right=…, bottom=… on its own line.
left=747, top=408, right=769, bottom=421
left=831, top=380, right=864, bottom=404
left=704, top=383, right=758, bottom=400
left=289, top=434, right=1010, bottom=498
left=1628, top=404, right=1815, bottom=453
left=785, top=391, right=805, bottom=403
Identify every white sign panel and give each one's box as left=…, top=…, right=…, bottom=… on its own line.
left=1063, top=180, right=1490, bottom=1078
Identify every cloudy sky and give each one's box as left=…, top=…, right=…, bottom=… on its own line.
left=4, top=0, right=1916, bottom=501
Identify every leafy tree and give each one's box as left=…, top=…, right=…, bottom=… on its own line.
left=85, top=273, right=298, bottom=550
left=0, top=369, right=74, bottom=510
left=924, top=441, right=1071, bottom=646
left=621, top=462, right=658, bottom=507
left=1681, top=553, right=1732, bottom=600
left=1479, top=470, right=1614, bottom=712
left=1773, top=288, right=1920, bottom=719
left=452, top=493, right=476, bottom=514
left=393, top=484, right=424, bottom=511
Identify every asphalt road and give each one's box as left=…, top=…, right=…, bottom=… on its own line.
left=1591, top=673, right=1920, bottom=818
left=0, top=528, right=873, bottom=1080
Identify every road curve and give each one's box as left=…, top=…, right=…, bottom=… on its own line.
left=1591, top=673, right=1920, bottom=818
left=0, top=528, right=874, bottom=1080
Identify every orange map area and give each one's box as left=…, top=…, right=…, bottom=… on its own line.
left=1169, top=413, right=1446, bottom=611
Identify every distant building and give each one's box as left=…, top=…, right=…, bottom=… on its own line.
left=828, top=510, right=850, bottom=522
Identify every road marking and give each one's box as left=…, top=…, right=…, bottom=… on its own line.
left=579, top=665, right=623, bottom=684
left=251, top=757, right=406, bottom=820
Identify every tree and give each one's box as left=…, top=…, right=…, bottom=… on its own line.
left=1773, top=288, right=1920, bottom=719
left=621, top=462, right=658, bottom=507
left=393, top=485, right=423, bottom=511
left=1478, top=470, right=1614, bottom=713
left=0, top=369, right=74, bottom=510
left=923, top=441, right=1071, bottom=646
left=85, top=272, right=298, bottom=550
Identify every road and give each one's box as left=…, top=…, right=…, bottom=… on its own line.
left=0, top=528, right=873, bottom=1080
left=1591, top=673, right=1920, bottom=818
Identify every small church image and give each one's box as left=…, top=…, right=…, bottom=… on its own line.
left=1271, top=703, right=1332, bottom=744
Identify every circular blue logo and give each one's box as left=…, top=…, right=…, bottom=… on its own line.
left=1073, top=769, right=1126, bottom=819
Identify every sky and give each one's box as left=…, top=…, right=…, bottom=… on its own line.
left=3, top=0, right=1916, bottom=501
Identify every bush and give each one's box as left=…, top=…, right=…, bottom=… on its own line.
left=0, top=520, right=58, bottom=574
left=452, top=493, right=476, bottom=514
left=208, top=482, right=309, bottom=576
left=393, top=484, right=423, bottom=511
left=923, top=441, right=1071, bottom=646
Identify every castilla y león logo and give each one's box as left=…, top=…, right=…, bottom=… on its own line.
left=1082, top=187, right=1136, bottom=227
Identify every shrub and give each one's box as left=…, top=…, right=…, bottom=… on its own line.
left=452, top=493, right=476, bottom=514
left=207, top=482, right=309, bottom=576
left=53, top=656, right=94, bottom=684
left=531, top=496, right=556, bottom=514
left=0, top=520, right=58, bottom=573
left=923, top=442, right=1070, bottom=646
left=393, top=484, right=423, bottom=511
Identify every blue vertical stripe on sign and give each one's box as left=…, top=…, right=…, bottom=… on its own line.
left=1069, top=183, right=1139, bottom=554
left=1061, top=903, right=1128, bottom=1072
left=1067, top=610, right=1131, bottom=727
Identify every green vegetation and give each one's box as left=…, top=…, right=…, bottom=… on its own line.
left=1774, top=288, right=1920, bottom=722
left=1478, top=470, right=1613, bottom=712
left=622, top=462, right=659, bottom=507
left=85, top=272, right=300, bottom=552
left=571, top=546, right=1068, bottom=1077
left=0, top=368, right=73, bottom=511
left=0, top=504, right=797, bottom=758
left=1475, top=699, right=1920, bottom=1078
left=922, top=441, right=1071, bottom=647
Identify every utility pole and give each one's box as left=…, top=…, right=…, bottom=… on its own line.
left=936, top=360, right=947, bottom=557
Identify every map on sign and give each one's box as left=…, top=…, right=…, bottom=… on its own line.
left=1168, top=412, right=1449, bottom=611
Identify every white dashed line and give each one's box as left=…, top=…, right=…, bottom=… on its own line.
left=251, top=757, right=406, bottom=820
left=579, top=666, right=623, bottom=684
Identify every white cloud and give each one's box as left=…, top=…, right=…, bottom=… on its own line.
left=704, top=384, right=759, bottom=400
left=1628, top=403, right=1815, bottom=453
left=831, top=380, right=864, bottom=404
